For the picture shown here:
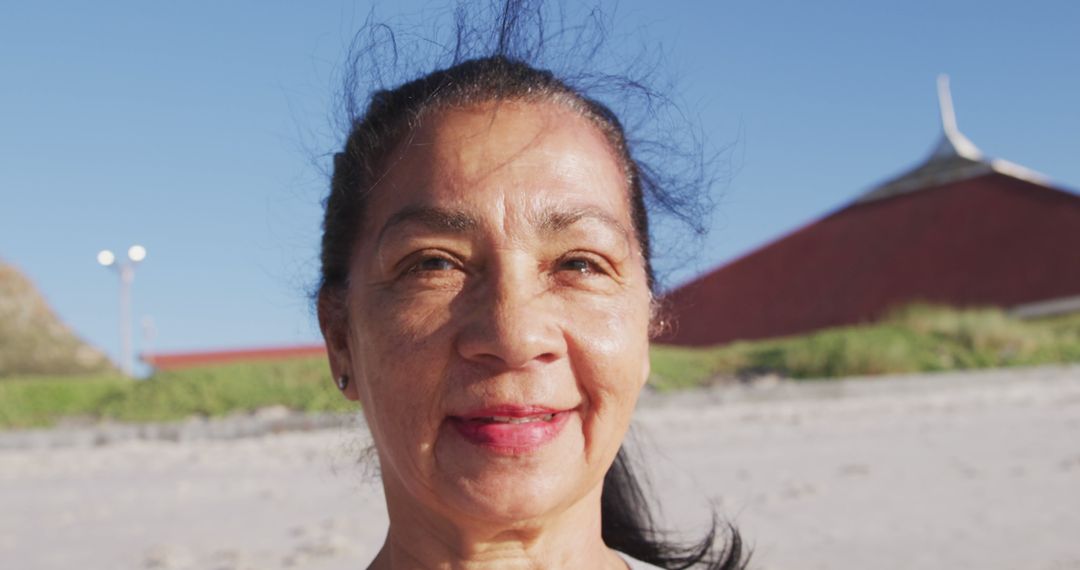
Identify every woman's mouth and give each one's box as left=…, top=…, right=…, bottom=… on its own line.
left=473, top=413, right=555, bottom=423
left=448, top=406, right=572, bottom=453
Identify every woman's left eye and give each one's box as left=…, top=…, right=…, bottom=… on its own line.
left=557, top=256, right=606, bottom=276
left=413, top=257, right=457, bottom=272
left=400, top=253, right=462, bottom=278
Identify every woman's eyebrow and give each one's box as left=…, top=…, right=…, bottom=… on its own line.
left=376, top=205, right=479, bottom=245
left=376, top=204, right=632, bottom=246
left=536, top=206, right=632, bottom=241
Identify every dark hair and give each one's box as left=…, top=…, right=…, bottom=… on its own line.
left=321, top=55, right=655, bottom=292
left=318, top=3, right=743, bottom=569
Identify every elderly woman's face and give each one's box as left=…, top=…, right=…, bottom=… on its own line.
left=339, top=100, right=652, bottom=525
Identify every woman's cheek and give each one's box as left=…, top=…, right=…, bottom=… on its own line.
left=564, top=291, right=650, bottom=398
left=565, top=281, right=650, bottom=348
left=352, top=290, right=456, bottom=437
left=568, top=303, right=647, bottom=468
left=368, top=286, right=459, bottom=345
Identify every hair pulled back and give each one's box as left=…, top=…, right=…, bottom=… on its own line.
left=318, top=2, right=743, bottom=569
left=321, top=55, right=653, bottom=293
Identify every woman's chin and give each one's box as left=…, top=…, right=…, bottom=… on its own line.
left=450, top=481, right=569, bottom=525
left=430, top=417, right=588, bottom=524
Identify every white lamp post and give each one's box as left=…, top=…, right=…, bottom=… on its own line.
left=97, top=245, right=147, bottom=377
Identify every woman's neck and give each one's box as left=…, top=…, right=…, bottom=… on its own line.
left=369, top=484, right=627, bottom=570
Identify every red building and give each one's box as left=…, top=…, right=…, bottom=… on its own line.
left=142, top=344, right=326, bottom=371
left=658, top=78, right=1080, bottom=347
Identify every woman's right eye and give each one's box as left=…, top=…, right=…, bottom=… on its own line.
left=404, top=254, right=459, bottom=275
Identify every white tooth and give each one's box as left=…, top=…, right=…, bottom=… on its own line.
left=482, top=414, right=556, bottom=424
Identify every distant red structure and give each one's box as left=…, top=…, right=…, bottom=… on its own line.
left=658, top=78, right=1080, bottom=347
left=142, top=344, right=326, bottom=371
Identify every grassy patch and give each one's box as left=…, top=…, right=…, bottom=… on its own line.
left=3, top=306, right=1079, bottom=428
left=98, top=358, right=353, bottom=423
left=0, top=357, right=350, bottom=429
left=0, top=374, right=131, bottom=428
left=648, top=305, right=1080, bottom=391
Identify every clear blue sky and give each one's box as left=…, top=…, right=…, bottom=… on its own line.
left=2, top=0, right=1078, bottom=366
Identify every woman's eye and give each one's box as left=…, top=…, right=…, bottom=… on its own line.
left=557, top=256, right=605, bottom=276
left=407, top=256, right=458, bottom=274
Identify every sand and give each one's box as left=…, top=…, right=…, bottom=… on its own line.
left=2, top=365, right=1078, bottom=570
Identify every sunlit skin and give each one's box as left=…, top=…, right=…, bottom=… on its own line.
left=321, top=100, right=653, bottom=569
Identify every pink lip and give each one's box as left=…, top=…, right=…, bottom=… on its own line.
left=449, top=405, right=573, bottom=454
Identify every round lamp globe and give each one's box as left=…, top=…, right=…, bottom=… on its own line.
left=97, top=250, right=116, bottom=267
left=128, top=245, right=147, bottom=263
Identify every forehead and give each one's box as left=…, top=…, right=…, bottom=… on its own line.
left=365, top=100, right=631, bottom=234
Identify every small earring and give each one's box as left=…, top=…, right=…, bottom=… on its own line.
left=336, top=374, right=349, bottom=391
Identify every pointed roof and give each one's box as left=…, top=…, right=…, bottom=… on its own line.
left=656, top=76, right=1080, bottom=347
left=856, top=75, right=1050, bottom=204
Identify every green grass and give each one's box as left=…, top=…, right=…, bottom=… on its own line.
left=3, top=305, right=1079, bottom=429
left=0, top=357, right=350, bottom=429
left=0, top=373, right=131, bottom=429
left=98, top=358, right=354, bottom=423
left=648, top=305, right=1080, bottom=391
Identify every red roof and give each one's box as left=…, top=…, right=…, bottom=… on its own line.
left=658, top=172, right=1080, bottom=346
left=142, top=344, right=326, bottom=370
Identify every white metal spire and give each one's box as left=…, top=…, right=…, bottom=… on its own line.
left=938, top=74, right=959, bottom=136
left=855, top=74, right=1048, bottom=203
left=931, top=74, right=983, bottom=161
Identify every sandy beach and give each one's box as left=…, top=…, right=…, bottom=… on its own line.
left=2, top=365, right=1078, bottom=570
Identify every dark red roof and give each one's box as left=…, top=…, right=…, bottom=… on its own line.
left=658, top=172, right=1080, bottom=346
left=142, top=344, right=326, bottom=370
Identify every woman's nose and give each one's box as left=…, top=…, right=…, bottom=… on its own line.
left=455, top=272, right=566, bottom=370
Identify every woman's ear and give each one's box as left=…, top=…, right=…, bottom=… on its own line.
left=647, top=297, right=671, bottom=340
left=317, top=287, right=360, bottom=401
left=643, top=298, right=667, bottom=389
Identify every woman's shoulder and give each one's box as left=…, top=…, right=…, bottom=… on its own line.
left=616, top=551, right=667, bottom=570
